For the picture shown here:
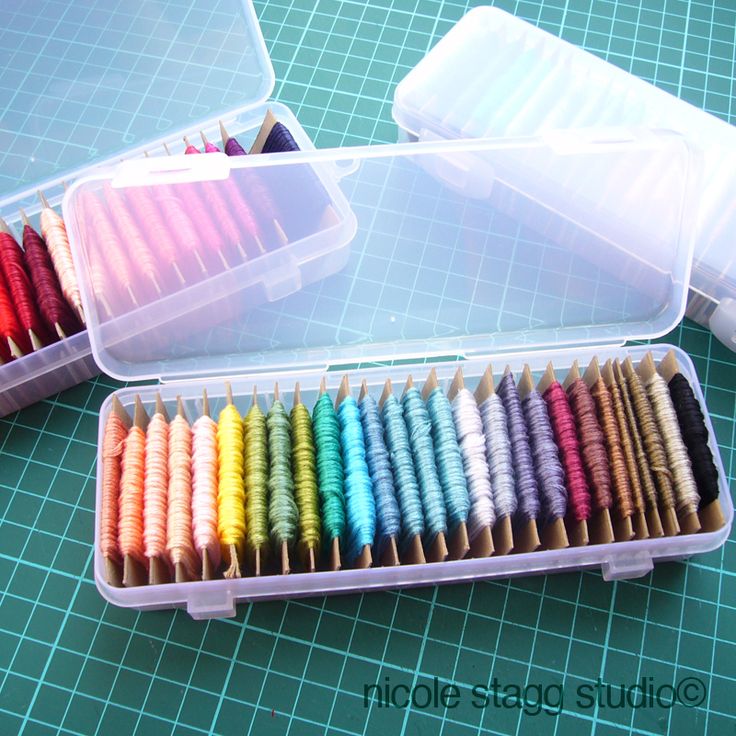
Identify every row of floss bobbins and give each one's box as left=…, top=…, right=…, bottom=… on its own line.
left=0, top=194, right=85, bottom=363
left=99, top=350, right=724, bottom=587
left=75, top=109, right=336, bottom=321
left=0, top=110, right=291, bottom=356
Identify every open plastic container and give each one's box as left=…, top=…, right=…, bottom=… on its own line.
left=62, top=126, right=733, bottom=618
left=0, top=0, right=322, bottom=415
left=392, top=6, right=736, bottom=351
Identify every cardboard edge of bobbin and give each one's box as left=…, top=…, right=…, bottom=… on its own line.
left=658, top=350, right=726, bottom=533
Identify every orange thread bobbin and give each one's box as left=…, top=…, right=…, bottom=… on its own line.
left=101, top=411, right=128, bottom=566
left=144, top=408, right=169, bottom=577
left=167, top=400, right=199, bottom=582
left=118, top=426, right=147, bottom=567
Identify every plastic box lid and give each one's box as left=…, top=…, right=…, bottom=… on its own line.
left=392, top=6, right=736, bottom=348
left=63, top=128, right=701, bottom=382
left=0, top=0, right=274, bottom=208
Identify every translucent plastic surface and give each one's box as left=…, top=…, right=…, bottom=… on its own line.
left=392, top=7, right=736, bottom=337
left=65, top=131, right=699, bottom=381
left=0, top=102, right=309, bottom=416
left=94, top=344, right=732, bottom=618
left=0, top=0, right=274, bottom=204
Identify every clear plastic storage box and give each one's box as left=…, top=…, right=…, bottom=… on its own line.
left=62, top=129, right=733, bottom=617
left=392, top=6, right=736, bottom=351
left=0, top=0, right=320, bottom=415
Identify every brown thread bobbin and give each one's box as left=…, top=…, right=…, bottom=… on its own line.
left=607, top=377, right=645, bottom=516
left=615, top=363, right=659, bottom=515
left=566, top=379, right=613, bottom=513
left=625, top=368, right=677, bottom=516
left=590, top=378, right=634, bottom=521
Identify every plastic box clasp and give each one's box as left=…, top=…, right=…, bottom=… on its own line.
left=187, top=590, right=236, bottom=620
left=601, top=555, right=653, bottom=582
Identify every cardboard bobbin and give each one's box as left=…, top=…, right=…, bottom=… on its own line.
left=319, top=377, right=343, bottom=573
left=496, top=365, right=542, bottom=555
left=122, top=396, right=149, bottom=588
left=242, top=385, right=270, bottom=578
left=423, top=367, right=470, bottom=561
left=563, top=361, right=615, bottom=546
left=359, top=379, right=400, bottom=567
left=537, top=363, right=590, bottom=548
left=379, top=377, right=426, bottom=566
left=474, top=365, right=514, bottom=556
left=582, top=357, right=636, bottom=544
left=249, top=108, right=340, bottom=233
left=517, top=365, right=568, bottom=551
left=144, top=394, right=172, bottom=586
left=403, top=374, right=448, bottom=563
left=269, top=381, right=296, bottom=575
left=293, top=381, right=320, bottom=573
left=103, top=396, right=132, bottom=587
left=600, top=360, right=655, bottom=541
left=621, top=357, right=679, bottom=537
left=657, top=350, right=726, bottom=534
left=337, top=375, right=373, bottom=570
left=447, top=366, right=494, bottom=559
left=636, top=353, right=701, bottom=536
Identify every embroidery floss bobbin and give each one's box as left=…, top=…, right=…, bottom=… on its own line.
left=638, top=352, right=701, bottom=534
left=497, top=368, right=542, bottom=552
left=518, top=365, right=568, bottom=550
left=564, top=361, right=615, bottom=544
left=119, top=397, right=149, bottom=587
left=424, top=369, right=471, bottom=560
left=336, top=376, right=375, bottom=568
left=191, top=390, right=221, bottom=580
left=659, top=349, right=725, bottom=532
left=312, top=380, right=346, bottom=571
left=268, top=384, right=299, bottom=574
left=401, top=376, right=448, bottom=562
left=143, top=394, right=170, bottom=585
left=100, top=396, right=131, bottom=587
left=448, top=367, right=495, bottom=558
left=475, top=366, right=516, bottom=555
left=379, top=378, right=426, bottom=564
left=358, top=381, right=401, bottom=565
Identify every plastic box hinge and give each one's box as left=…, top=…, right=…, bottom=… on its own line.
left=601, top=555, right=653, bottom=582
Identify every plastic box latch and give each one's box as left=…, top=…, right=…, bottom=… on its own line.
left=601, top=556, right=653, bottom=582
left=187, top=591, right=236, bottom=620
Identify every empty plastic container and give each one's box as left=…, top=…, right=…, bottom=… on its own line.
left=392, top=6, right=736, bottom=351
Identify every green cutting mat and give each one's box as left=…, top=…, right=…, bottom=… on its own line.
left=1, top=1, right=735, bottom=734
